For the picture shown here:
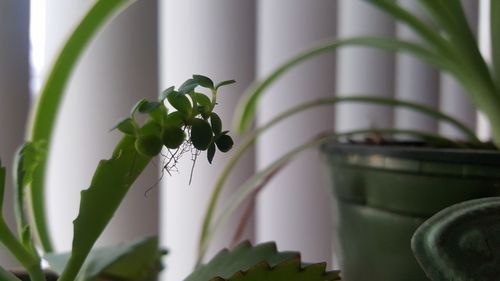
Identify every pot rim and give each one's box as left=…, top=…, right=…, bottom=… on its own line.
left=321, top=141, right=500, bottom=166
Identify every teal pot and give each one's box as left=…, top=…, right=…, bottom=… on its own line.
left=321, top=142, right=500, bottom=281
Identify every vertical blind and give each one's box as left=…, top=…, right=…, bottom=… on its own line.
left=0, top=0, right=489, bottom=280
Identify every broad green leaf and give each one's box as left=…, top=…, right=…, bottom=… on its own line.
left=193, top=74, right=214, bottom=89
left=28, top=0, right=135, bottom=252
left=46, top=237, right=165, bottom=281
left=215, top=80, right=236, bottom=90
left=57, top=136, right=152, bottom=281
left=179, top=78, right=199, bottom=94
left=167, top=91, right=192, bottom=117
left=111, top=118, right=137, bottom=135
left=234, top=36, right=452, bottom=133
left=185, top=241, right=299, bottom=281
left=491, top=0, right=500, bottom=90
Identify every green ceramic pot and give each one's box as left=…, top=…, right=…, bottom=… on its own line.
left=322, top=142, right=500, bottom=281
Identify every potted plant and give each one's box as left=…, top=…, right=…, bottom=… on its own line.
left=0, top=1, right=340, bottom=281
left=196, top=1, right=500, bottom=281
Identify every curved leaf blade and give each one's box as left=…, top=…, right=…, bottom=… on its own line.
left=234, top=36, right=452, bottom=133
left=28, top=0, right=135, bottom=252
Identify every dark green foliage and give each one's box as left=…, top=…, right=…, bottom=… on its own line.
left=162, top=125, right=186, bottom=149
left=193, top=74, right=215, bottom=89
left=185, top=241, right=340, bottom=281
left=210, top=112, right=222, bottom=135
left=112, top=118, right=137, bottom=135
left=215, top=134, right=234, bottom=153
left=190, top=118, right=214, bottom=151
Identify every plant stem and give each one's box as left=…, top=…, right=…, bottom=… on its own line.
left=0, top=220, right=45, bottom=281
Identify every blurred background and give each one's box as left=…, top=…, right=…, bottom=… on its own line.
left=0, top=0, right=492, bottom=280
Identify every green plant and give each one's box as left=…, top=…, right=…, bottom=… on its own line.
left=0, top=1, right=340, bottom=281
left=197, top=0, right=500, bottom=264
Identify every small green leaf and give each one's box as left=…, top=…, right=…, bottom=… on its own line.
left=193, top=92, right=212, bottom=108
left=167, top=91, right=192, bottom=116
left=190, top=118, right=213, bottom=151
left=215, top=134, right=234, bottom=153
left=131, top=99, right=148, bottom=116
left=178, top=78, right=199, bottom=94
left=135, top=122, right=163, bottom=157
left=193, top=74, right=214, bottom=89
left=165, top=111, right=186, bottom=127
left=111, top=118, right=137, bottom=135
left=207, top=142, right=216, bottom=164
left=210, top=112, right=222, bottom=135
left=138, top=101, right=161, bottom=114
left=162, top=125, right=185, bottom=149
left=159, top=86, right=175, bottom=101
left=148, top=105, right=168, bottom=125
left=215, top=80, right=236, bottom=90
left=135, top=135, right=163, bottom=157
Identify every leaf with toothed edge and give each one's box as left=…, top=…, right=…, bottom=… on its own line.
left=185, top=241, right=340, bottom=281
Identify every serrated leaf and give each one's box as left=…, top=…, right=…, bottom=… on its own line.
left=215, top=80, right=236, bottom=90
left=63, top=136, right=153, bottom=281
left=160, top=86, right=175, bottom=101
left=167, top=91, right=192, bottom=116
left=46, top=237, right=165, bottom=281
left=179, top=78, right=199, bottom=94
left=185, top=241, right=299, bottom=281
left=223, top=260, right=340, bottom=281
left=193, top=75, right=214, bottom=89
left=207, top=143, right=216, bottom=164
left=111, top=118, right=137, bottom=135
